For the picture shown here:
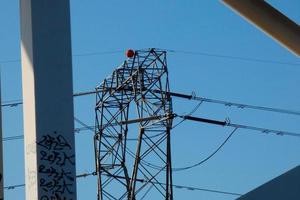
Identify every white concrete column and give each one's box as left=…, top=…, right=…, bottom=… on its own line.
left=20, top=0, right=77, bottom=199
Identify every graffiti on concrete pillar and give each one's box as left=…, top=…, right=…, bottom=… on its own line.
left=37, top=132, right=75, bottom=200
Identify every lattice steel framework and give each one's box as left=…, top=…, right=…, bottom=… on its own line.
left=94, top=49, right=173, bottom=200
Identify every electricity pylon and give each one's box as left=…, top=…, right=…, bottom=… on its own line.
left=94, top=49, right=174, bottom=200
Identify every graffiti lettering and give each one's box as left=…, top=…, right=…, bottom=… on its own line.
left=41, top=194, right=69, bottom=200
left=37, top=133, right=75, bottom=200
left=40, top=151, right=75, bottom=166
left=37, top=134, right=72, bottom=151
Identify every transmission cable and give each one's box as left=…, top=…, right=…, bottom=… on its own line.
left=4, top=112, right=300, bottom=144
left=1, top=116, right=166, bottom=142
left=0, top=50, right=123, bottom=65
left=172, top=128, right=238, bottom=171
left=4, top=172, right=242, bottom=197
left=74, top=117, right=94, bottom=132
left=1, top=125, right=96, bottom=142
left=166, top=49, right=300, bottom=66
left=125, top=113, right=300, bottom=173
left=138, top=101, right=205, bottom=171
left=181, top=115, right=300, bottom=138
left=143, top=111, right=300, bottom=172
left=1, top=116, right=95, bottom=142
left=2, top=100, right=22, bottom=107
left=172, top=100, right=203, bottom=130
left=4, top=171, right=96, bottom=190
left=159, top=90, right=300, bottom=117
left=4, top=89, right=300, bottom=118
left=142, top=127, right=239, bottom=172
left=2, top=48, right=298, bottom=66
left=101, top=173, right=242, bottom=197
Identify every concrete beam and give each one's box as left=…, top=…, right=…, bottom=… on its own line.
left=20, top=0, right=77, bottom=199
left=222, top=0, right=300, bottom=57
left=237, top=165, right=300, bottom=200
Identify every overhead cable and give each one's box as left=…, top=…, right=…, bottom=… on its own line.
left=0, top=50, right=123, bottom=65
left=166, top=49, right=300, bottom=66
left=2, top=125, right=96, bottom=142
left=5, top=89, right=300, bottom=120
left=172, top=128, right=238, bottom=172
left=172, top=101, right=203, bottom=129
left=2, top=49, right=298, bottom=66
left=4, top=171, right=96, bottom=190
left=4, top=172, right=242, bottom=196
left=181, top=115, right=300, bottom=138
left=159, top=90, right=300, bottom=117
left=141, top=128, right=238, bottom=172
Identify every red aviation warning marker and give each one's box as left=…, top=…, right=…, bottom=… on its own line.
left=126, top=49, right=135, bottom=58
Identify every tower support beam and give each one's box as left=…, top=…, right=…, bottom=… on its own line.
left=20, top=0, right=77, bottom=199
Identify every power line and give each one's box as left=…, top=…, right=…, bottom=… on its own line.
left=160, top=90, right=300, bottom=117
left=0, top=90, right=99, bottom=108
left=171, top=183, right=242, bottom=196
left=2, top=135, right=24, bottom=141
left=194, top=96, right=300, bottom=116
left=0, top=50, right=123, bottom=65
left=172, top=100, right=203, bottom=129
left=4, top=115, right=294, bottom=195
left=4, top=170, right=242, bottom=197
left=141, top=128, right=238, bottom=172
left=1, top=116, right=166, bottom=142
left=4, top=171, right=96, bottom=190
left=6, top=89, right=300, bottom=118
left=98, top=173, right=243, bottom=197
left=76, top=116, right=167, bottom=141
left=5, top=89, right=300, bottom=119
left=172, top=128, right=238, bottom=172
left=146, top=113, right=300, bottom=172
left=74, top=117, right=94, bottom=132
left=4, top=184, right=25, bottom=190
left=4, top=113, right=300, bottom=143
left=1, top=49, right=299, bottom=67
left=181, top=115, right=300, bottom=138
left=125, top=112, right=300, bottom=173
left=145, top=102, right=234, bottom=171
left=227, top=122, right=300, bottom=137
left=72, top=50, right=123, bottom=58
left=2, top=102, right=22, bottom=107
left=122, top=102, right=205, bottom=172
left=167, top=49, right=300, bottom=66
left=2, top=125, right=96, bottom=142
left=4, top=172, right=242, bottom=196
left=101, top=173, right=242, bottom=197
left=0, top=59, right=20, bottom=65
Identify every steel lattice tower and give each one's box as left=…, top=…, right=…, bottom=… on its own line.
left=94, top=49, right=174, bottom=200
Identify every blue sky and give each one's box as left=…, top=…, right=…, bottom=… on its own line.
left=0, top=0, right=300, bottom=199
